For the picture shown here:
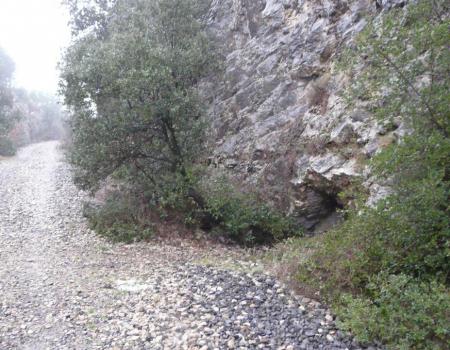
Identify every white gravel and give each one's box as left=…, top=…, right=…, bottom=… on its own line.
left=0, top=142, right=373, bottom=349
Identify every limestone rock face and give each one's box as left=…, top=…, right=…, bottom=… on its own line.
left=204, top=0, right=401, bottom=231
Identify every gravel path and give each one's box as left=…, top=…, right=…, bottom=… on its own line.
left=0, top=142, right=369, bottom=350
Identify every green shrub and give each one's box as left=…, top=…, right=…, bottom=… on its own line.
left=154, top=171, right=301, bottom=245
left=292, top=2, right=450, bottom=347
left=0, top=136, right=16, bottom=156
left=202, top=179, right=301, bottom=245
left=83, top=193, right=154, bottom=243
left=336, top=274, right=450, bottom=349
left=61, top=0, right=216, bottom=194
left=298, top=166, right=449, bottom=295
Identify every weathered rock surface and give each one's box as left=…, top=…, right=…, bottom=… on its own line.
left=204, top=0, right=403, bottom=230
left=0, top=142, right=379, bottom=349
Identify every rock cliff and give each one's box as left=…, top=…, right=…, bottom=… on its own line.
left=203, top=0, right=406, bottom=231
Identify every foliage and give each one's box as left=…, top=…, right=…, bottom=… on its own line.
left=0, top=46, right=66, bottom=156
left=83, top=192, right=154, bottom=243
left=61, top=1, right=308, bottom=245
left=0, top=136, right=16, bottom=156
left=337, top=0, right=450, bottom=284
left=341, top=0, right=449, bottom=137
left=283, top=1, right=450, bottom=348
left=61, top=0, right=216, bottom=196
left=297, top=173, right=449, bottom=293
left=61, top=0, right=305, bottom=245
left=10, top=90, right=66, bottom=146
left=337, top=274, right=450, bottom=350
left=201, top=178, right=301, bottom=245
left=143, top=169, right=302, bottom=245
left=0, top=47, right=14, bottom=127
left=0, top=47, right=16, bottom=155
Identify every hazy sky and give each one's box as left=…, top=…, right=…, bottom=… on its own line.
left=0, top=0, right=71, bottom=94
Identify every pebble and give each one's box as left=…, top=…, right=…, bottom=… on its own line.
left=0, top=142, right=378, bottom=349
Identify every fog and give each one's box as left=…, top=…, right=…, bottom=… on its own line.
left=0, top=0, right=71, bottom=94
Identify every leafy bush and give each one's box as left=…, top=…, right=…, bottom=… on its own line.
left=337, top=274, right=450, bottom=350
left=202, top=179, right=301, bottom=245
left=1, top=47, right=16, bottom=155
left=61, top=0, right=216, bottom=196
left=83, top=193, right=154, bottom=243
left=297, top=167, right=449, bottom=295
left=152, top=171, right=301, bottom=245
left=294, top=199, right=450, bottom=348
left=0, top=136, right=16, bottom=156
left=280, top=1, right=450, bottom=348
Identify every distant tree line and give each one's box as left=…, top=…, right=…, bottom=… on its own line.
left=0, top=47, right=16, bottom=155
left=0, top=47, right=65, bottom=156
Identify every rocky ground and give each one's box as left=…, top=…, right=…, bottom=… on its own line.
left=0, top=142, right=374, bottom=349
